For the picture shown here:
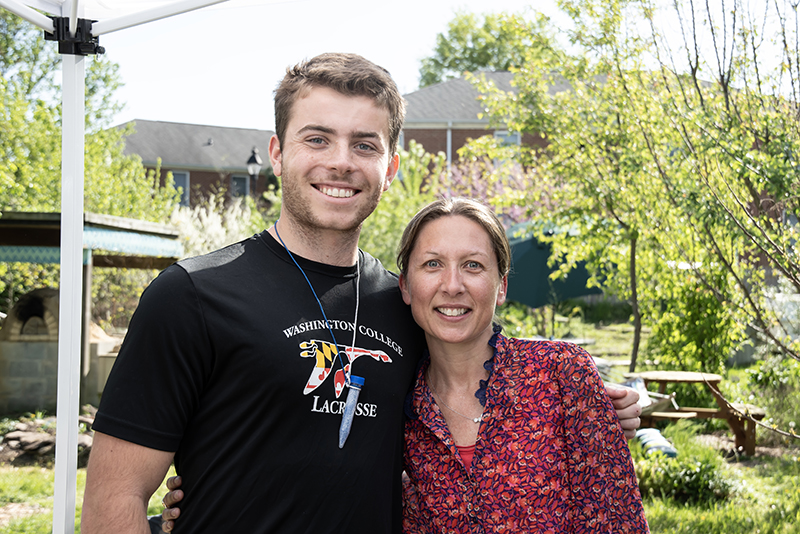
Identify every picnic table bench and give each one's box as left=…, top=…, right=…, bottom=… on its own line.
left=626, top=370, right=766, bottom=455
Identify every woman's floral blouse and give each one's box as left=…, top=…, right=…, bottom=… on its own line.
left=403, top=331, right=649, bottom=533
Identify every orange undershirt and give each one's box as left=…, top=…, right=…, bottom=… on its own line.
left=456, top=443, right=475, bottom=468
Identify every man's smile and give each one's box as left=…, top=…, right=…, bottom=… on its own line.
left=318, top=185, right=357, bottom=198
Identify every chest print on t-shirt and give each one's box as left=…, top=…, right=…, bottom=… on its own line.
left=299, top=340, right=392, bottom=397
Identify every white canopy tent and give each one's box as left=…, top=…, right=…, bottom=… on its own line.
left=0, top=1, right=228, bottom=531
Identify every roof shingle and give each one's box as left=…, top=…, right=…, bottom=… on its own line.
left=403, top=72, right=515, bottom=125
left=120, top=120, right=273, bottom=172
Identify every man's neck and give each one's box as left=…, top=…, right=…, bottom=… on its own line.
left=268, top=219, right=360, bottom=267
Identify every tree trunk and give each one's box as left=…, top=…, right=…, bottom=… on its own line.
left=629, top=235, right=642, bottom=372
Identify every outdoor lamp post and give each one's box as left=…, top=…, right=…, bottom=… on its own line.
left=247, top=146, right=262, bottom=196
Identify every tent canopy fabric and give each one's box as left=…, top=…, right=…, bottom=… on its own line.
left=8, top=0, right=228, bottom=37
left=20, top=0, right=186, bottom=19
left=506, top=225, right=602, bottom=309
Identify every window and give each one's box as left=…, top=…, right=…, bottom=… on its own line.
left=494, top=130, right=521, bottom=146
left=172, top=171, right=190, bottom=207
left=231, top=175, right=250, bottom=198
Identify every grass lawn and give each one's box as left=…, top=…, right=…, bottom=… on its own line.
left=1, top=454, right=798, bottom=533
left=643, top=453, right=800, bottom=533
left=0, top=465, right=174, bottom=533
left=588, top=322, right=647, bottom=360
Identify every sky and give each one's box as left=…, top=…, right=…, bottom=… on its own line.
left=99, top=0, right=562, bottom=131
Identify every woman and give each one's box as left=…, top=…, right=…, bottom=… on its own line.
left=160, top=198, right=647, bottom=532
left=397, top=198, right=647, bottom=532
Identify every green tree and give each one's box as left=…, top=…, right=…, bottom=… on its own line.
left=603, top=0, right=800, bottom=367
left=0, top=13, right=178, bottom=315
left=1, top=12, right=176, bottom=218
left=1, top=9, right=59, bottom=98
left=418, top=11, right=563, bottom=88
left=464, top=0, right=800, bottom=372
left=464, top=6, right=664, bottom=369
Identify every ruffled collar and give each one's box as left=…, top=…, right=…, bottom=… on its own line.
left=404, top=323, right=502, bottom=420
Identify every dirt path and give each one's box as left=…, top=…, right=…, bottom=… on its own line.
left=0, top=502, right=45, bottom=528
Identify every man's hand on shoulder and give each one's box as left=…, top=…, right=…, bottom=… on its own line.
left=604, top=384, right=642, bottom=440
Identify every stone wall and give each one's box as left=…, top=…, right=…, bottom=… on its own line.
left=0, top=341, right=59, bottom=415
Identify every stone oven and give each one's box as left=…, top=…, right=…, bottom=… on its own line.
left=0, top=288, right=60, bottom=414
left=0, top=288, right=122, bottom=414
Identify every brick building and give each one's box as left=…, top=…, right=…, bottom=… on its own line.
left=120, top=120, right=275, bottom=207
left=401, top=72, right=542, bottom=165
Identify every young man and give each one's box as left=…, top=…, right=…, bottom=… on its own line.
left=82, top=53, right=640, bottom=534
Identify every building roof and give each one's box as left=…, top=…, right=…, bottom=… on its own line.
left=119, top=120, right=274, bottom=173
left=403, top=72, right=515, bottom=128
left=403, top=71, right=575, bottom=129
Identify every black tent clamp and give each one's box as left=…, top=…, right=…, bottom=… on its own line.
left=44, top=17, right=105, bottom=56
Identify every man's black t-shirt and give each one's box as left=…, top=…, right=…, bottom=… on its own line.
left=94, top=232, right=425, bottom=533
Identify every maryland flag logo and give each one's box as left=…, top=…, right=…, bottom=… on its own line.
left=299, top=340, right=391, bottom=397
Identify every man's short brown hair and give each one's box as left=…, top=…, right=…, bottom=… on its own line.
left=274, top=53, right=406, bottom=155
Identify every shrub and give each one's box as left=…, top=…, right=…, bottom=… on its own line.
left=632, top=421, right=735, bottom=505
left=643, top=454, right=800, bottom=533
left=573, top=296, right=632, bottom=324
left=496, top=301, right=542, bottom=338
left=747, top=356, right=800, bottom=390
left=745, top=356, right=800, bottom=447
left=644, top=269, right=744, bottom=375
left=635, top=454, right=734, bottom=504
left=170, top=191, right=274, bottom=259
left=91, top=268, right=157, bottom=332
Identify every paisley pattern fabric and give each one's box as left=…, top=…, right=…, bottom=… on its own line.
left=403, top=332, right=649, bottom=533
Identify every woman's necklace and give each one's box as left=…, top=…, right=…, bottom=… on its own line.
left=427, top=377, right=483, bottom=424
left=273, top=221, right=363, bottom=448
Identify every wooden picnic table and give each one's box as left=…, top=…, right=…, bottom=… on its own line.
left=627, top=370, right=765, bottom=455
left=637, top=370, right=722, bottom=394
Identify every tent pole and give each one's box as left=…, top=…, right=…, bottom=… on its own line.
left=52, top=52, right=85, bottom=534
left=91, top=0, right=227, bottom=36
left=0, top=0, right=54, bottom=31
